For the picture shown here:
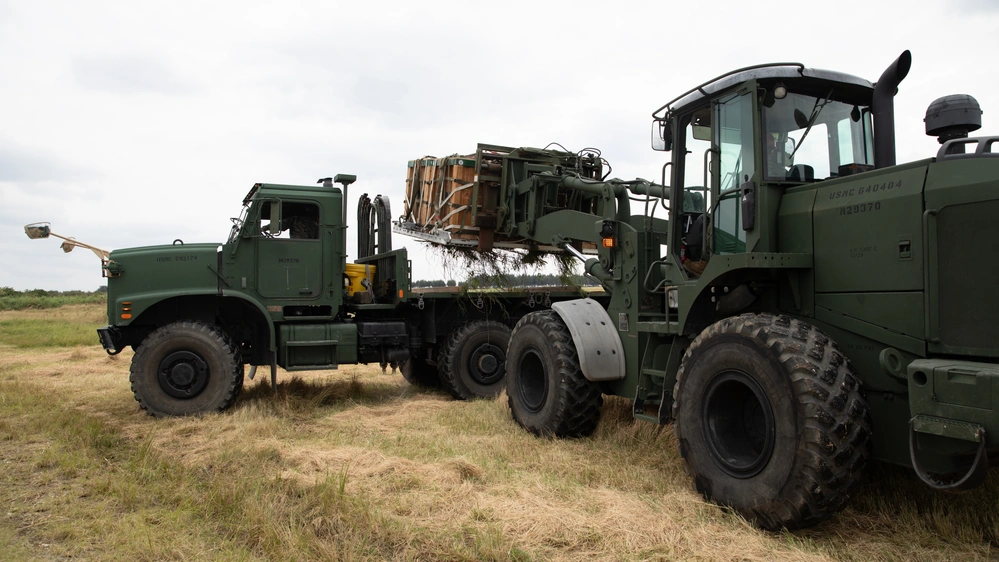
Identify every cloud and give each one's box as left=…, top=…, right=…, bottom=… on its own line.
left=954, top=0, right=999, bottom=12
left=0, top=142, right=98, bottom=183
left=72, top=54, right=198, bottom=96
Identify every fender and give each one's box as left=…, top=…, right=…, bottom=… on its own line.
left=551, top=298, right=626, bottom=381
left=219, top=290, right=278, bottom=352
left=118, top=289, right=277, bottom=353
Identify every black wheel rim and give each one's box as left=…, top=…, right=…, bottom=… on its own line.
left=518, top=347, right=548, bottom=413
left=468, top=343, right=505, bottom=385
left=701, top=371, right=775, bottom=478
left=158, top=350, right=210, bottom=399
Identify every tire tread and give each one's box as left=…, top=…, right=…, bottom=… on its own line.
left=507, top=311, right=602, bottom=437
left=672, top=313, right=872, bottom=530
left=439, top=320, right=511, bottom=400
left=129, top=320, right=242, bottom=417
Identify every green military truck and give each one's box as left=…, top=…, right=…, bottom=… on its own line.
left=72, top=167, right=605, bottom=414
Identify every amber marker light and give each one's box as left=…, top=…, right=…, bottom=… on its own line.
left=602, top=237, right=615, bottom=248
left=121, top=314, right=132, bottom=319
left=398, top=289, right=404, bottom=299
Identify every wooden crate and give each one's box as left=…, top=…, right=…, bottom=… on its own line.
left=404, top=154, right=476, bottom=232
left=440, top=156, right=477, bottom=234
left=404, top=157, right=440, bottom=227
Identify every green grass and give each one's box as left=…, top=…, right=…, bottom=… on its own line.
left=0, top=317, right=103, bottom=348
left=0, top=292, right=107, bottom=348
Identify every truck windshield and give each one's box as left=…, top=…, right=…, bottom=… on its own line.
left=763, top=92, right=873, bottom=181
left=227, top=202, right=250, bottom=244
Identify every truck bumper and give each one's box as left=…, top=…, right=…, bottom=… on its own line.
left=97, top=326, right=122, bottom=354
left=908, top=358, right=999, bottom=440
left=907, top=358, right=998, bottom=488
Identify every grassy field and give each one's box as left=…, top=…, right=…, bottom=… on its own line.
left=1, top=303, right=997, bottom=561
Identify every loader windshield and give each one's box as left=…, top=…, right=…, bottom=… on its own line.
left=763, top=92, right=873, bottom=181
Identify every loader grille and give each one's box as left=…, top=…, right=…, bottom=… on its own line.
left=935, top=199, right=999, bottom=351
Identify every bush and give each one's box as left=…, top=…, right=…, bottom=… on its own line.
left=0, top=288, right=107, bottom=311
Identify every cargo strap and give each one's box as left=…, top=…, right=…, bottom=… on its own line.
left=908, top=418, right=988, bottom=491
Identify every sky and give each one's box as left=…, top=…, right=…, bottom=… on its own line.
left=2, top=0, right=998, bottom=291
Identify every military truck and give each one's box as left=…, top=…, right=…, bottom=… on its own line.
left=395, top=51, right=998, bottom=530
left=47, top=164, right=605, bottom=415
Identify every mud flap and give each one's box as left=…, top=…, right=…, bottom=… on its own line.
left=551, top=298, right=625, bottom=382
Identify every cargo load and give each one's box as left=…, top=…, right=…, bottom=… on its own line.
left=397, top=143, right=604, bottom=251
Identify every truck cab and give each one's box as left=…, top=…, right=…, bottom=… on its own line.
left=98, top=175, right=413, bottom=416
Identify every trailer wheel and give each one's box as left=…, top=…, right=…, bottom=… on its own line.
left=506, top=310, right=602, bottom=437
left=672, top=313, right=871, bottom=530
left=129, top=321, right=243, bottom=417
left=439, top=320, right=512, bottom=400
left=400, top=354, right=441, bottom=388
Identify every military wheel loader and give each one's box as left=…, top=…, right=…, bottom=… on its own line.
left=405, top=51, right=998, bottom=530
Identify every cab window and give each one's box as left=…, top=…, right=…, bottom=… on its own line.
left=260, top=201, right=320, bottom=240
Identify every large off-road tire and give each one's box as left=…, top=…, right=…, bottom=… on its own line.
left=129, top=321, right=243, bottom=417
left=506, top=310, right=602, bottom=437
left=439, top=320, right=512, bottom=400
left=400, top=353, right=441, bottom=388
left=672, top=313, right=871, bottom=530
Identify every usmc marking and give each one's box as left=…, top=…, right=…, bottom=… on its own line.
left=828, top=179, right=902, bottom=200
left=156, top=255, right=199, bottom=263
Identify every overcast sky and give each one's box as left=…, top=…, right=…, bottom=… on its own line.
left=2, top=0, right=997, bottom=291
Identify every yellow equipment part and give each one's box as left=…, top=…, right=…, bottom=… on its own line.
left=344, top=263, right=376, bottom=296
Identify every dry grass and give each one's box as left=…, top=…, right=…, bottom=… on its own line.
left=1, top=305, right=997, bottom=561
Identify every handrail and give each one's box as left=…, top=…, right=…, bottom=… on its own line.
left=652, top=62, right=805, bottom=119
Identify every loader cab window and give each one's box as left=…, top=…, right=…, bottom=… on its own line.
left=763, top=90, right=873, bottom=181
left=713, top=91, right=754, bottom=254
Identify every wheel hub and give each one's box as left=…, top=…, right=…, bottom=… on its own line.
left=701, top=371, right=775, bottom=478
left=518, top=347, right=548, bottom=413
left=469, top=343, right=505, bottom=385
left=158, top=350, right=210, bottom=399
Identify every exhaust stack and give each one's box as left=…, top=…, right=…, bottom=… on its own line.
left=872, top=50, right=912, bottom=169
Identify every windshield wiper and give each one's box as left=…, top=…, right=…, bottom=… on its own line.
left=789, top=89, right=833, bottom=161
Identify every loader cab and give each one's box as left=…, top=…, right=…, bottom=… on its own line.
left=652, top=65, right=877, bottom=274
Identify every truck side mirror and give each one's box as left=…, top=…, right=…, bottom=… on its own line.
left=652, top=119, right=672, bottom=151
left=269, top=200, right=282, bottom=236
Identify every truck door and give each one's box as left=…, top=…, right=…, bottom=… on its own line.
left=255, top=200, right=324, bottom=299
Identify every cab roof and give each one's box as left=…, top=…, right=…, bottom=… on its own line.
left=242, top=182, right=339, bottom=204
left=653, top=63, right=874, bottom=119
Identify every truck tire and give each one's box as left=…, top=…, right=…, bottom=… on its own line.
left=672, top=313, right=871, bottom=530
left=506, top=310, right=602, bottom=437
left=400, top=354, right=441, bottom=388
left=129, top=321, right=243, bottom=417
left=439, top=320, right=512, bottom=400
